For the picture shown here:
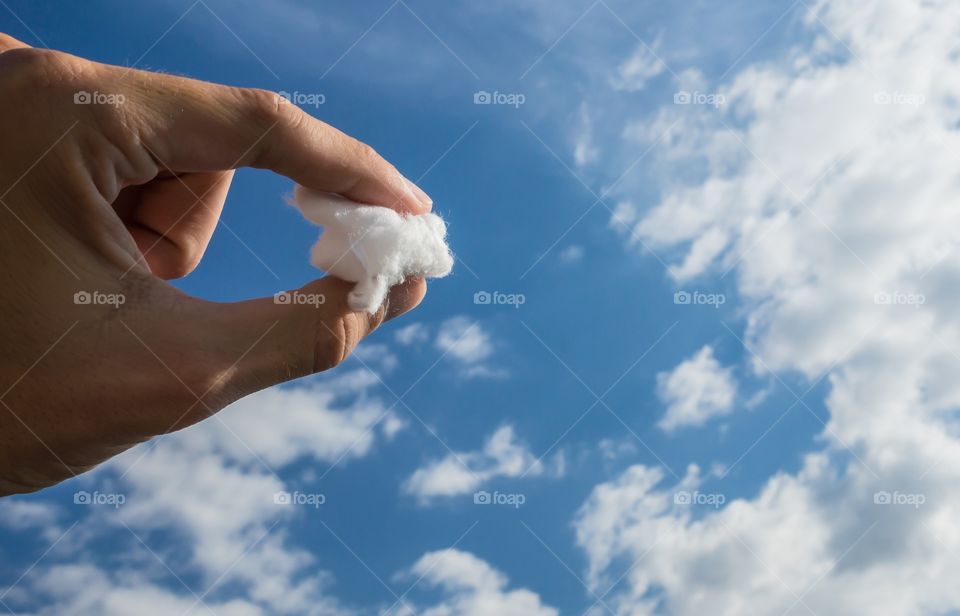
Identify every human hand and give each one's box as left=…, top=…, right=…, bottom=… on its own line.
left=0, top=33, right=432, bottom=495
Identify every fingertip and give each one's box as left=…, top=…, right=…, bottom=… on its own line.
left=351, top=174, right=428, bottom=216
left=218, top=275, right=428, bottom=393
left=386, top=277, right=427, bottom=321
left=381, top=179, right=430, bottom=216
left=403, top=178, right=433, bottom=213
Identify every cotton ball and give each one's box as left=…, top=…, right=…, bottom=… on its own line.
left=292, top=186, right=454, bottom=314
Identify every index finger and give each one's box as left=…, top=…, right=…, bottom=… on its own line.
left=101, top=64, right=432, bottom=214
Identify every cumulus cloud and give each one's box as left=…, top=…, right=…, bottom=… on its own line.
left=396, top=319, right=505, bottom=379
left=403, top=425, right=543, bottom=501
left=573, top=456, right=960, bottom=615
left=388, top=549, right=558, bottom=616
left=22, top=563, right=268, bottom=616
left=0, top=499, right=63, bottom=543
left=170, top=373, right=403, bottom=467
left=0, top=499, right=59, bottom=531
left=9, top=371, right=401, bottom=615
left=109, top=373, right=403, bottom=612
left=656, top=345, right=736, bottom=432
left=571, top=0, right=960, bottom=613
left=435, top=317, right=504, bottom=379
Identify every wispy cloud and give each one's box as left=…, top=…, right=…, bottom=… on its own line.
left=403, top=426, right=547, bottom=501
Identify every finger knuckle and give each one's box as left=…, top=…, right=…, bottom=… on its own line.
left=0, top=47, right=88, bottom=92
left=354, top=140, right=381, bottom=163
left=314, top=310, right=377, bottom=372
left=236, top=87, right=297, bottom=128
left=315, top=317, right=353, bottom=372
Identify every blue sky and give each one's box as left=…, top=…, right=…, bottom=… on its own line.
left=5, top=1, right=960, bottom=614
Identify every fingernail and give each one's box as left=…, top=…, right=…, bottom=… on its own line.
left=403, top=177, right=433, bottom=210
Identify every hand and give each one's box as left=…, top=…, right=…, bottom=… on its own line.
left=0, top=34, right=433, bottom=495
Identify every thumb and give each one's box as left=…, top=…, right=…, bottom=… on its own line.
left=0, top=32, right=31, bottom=53
left=196, top=276, right=426, bottom=403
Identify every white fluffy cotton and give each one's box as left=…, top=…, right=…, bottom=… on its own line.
left=292, top=186, right=454, bottom=313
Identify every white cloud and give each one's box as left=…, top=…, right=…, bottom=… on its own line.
left=8, top=372, right=402, bottom=616
left=389, top=549, right=558, bottom=616
left=24, top=563, right=267, bottom=616
left=574, top=103, right=599, bottom=167
left=0, top=499, right=62, bottom=543
left=436, top=317, right=492, bottom=363
left=0, top=499, right=59, bottom=530
left=350, top=342, right=399, bottom=373
left=403, top=425, right=543, bottom=501
left=656, top=345, right=736, bottom=432
left=179, top=374, right=403, bottom=468
left=572, top=0, right=960, bottom=613
left=574, top=456, right=960, bottom=615
left=597, top=438, right=640, bottom=462
left=394, top=322, right=430, bottom=346
left=608, top=201, right=638, bottom=231
left=611, top=42, right=666, bottom=91
left=103, top=374, right=404, bottom=613
left=435, top=317, right=504, bottom=379
left=558, top=245, right=585, bottom=264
